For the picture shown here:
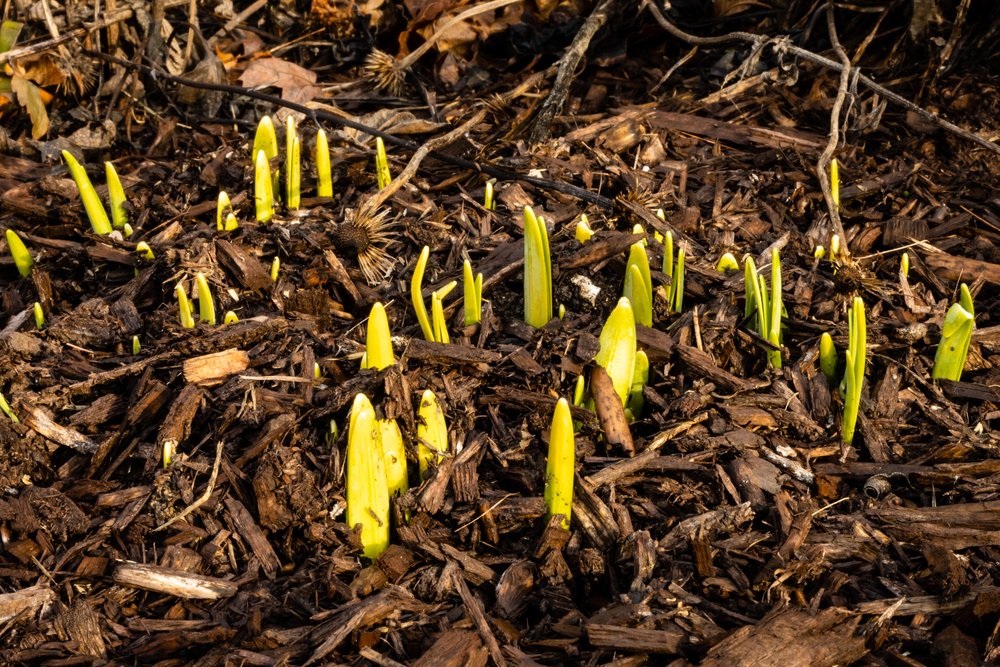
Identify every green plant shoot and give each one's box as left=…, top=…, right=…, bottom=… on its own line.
left=375, top=136, right=391, bottom=189
left=253, top=115, right=279, bottom=195
left=623, top=242, right=653, bottom=327
left=216, top=191, right=238, bottom=231
left=932, top=283, right=975, bottom=381
left=661, top=231, right=685, bottom=312
left=195, top=272, right=216, bottom=325
left=484, top=179, right=496, bottom=211
left=132, top=336, right=141, bottom=354
left=523, top=206, right=553, bottom=328
left=176, top=283, right=195, bottom=329
left=842, top=296, right=866, bottom=445
left=819, top=332, right=837, bottom=385
left=0, top=391, right=17, bottom=423
left=61, top=151, right=112, bottom=235
left=716, top=252, right=739, bottom=272
left=104, top=162, right=128, bottom=229
left=463, top=259, right=483, bottom=326
left=316, top=128, right=333, bottom=197
left=431, top=281, right=457, bottom=345
left=255, top=150, right=275, bottom=223
left=270, top=256, right=280, bottom=282
left=224, top=311, right=239, bottom=325
left=5, top=229, right=33, bottom=277
left=380, top=418, right=408, bottom=497
left=626, top=350, right=649, bottom=421
left=411, top=245, right=435, bottom=341
left=286, top=116, right=300, bottom=209
left=575, top=214, right=593, bottom=243
left=743, top=250, right=783, bottom=368
left=135, top=242, right=154, bottom=261
left=346, top=393, right=390, bottom=559
left=595, top=297, right=637, bottom=405
left=363, top=302, right=394, bottom=370
left=544, top=398, right=575, bottom=530
left=33, top=302, right=44, bottom=330
left=900, top=252, right=909, bottom=279
left=417, top=389, right=448, bottom=479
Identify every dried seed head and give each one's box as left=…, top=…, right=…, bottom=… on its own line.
left=334, top=203, right=395, bottom=284
left=364, top=49, right=406, bottom=96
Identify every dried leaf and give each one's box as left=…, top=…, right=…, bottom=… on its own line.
left=10, top=75, right=48, bottom=139
left=240, top=57, right=321, bottom=107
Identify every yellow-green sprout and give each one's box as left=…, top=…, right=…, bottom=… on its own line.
left=523, top=206, right=553, bottom=328
left=819, top=332, right=837, bottom=385
left=163, top=440, right=175, bottom=468
left=176, top=283, right=195, bottom=329
left=484, top=179, right=496, bottom=211
left=255, top=150, right=275, bottom=223
left=380, top=418, right=408, bottom=497
left=363, top=302, right=394, bottom=370
left=932, top=283, right=975, bottom=382
left=831, top=158, right=840, bottom=211
left=842, top=296, right=866, bottom=445
left=544, top=398, right=575, bottom=530
left=814, top=245, right=826, bottom=259
left=626, top=350, right=649, bottom=421
left=743, top=250, right=783, bottom=369
left=575, top=214, right=594, bottom=243
left=462, top=259, right=483, bottom=326
left=346, top=393, right=390, bottom=559
left=195, top=272, right=216, bottom=326
left=672, top=245, right=686, bottom=313
left=623, top=242, right=652, bottom=327
left=122, top=223, right=133, bottom=238
left=0, top=392, right=18, bottom=423
left=900, top=252, right=910, bottom=279
left=135, top=242, right=154, bottom=261
left=572, top=374, right=586, bottom=408
left=61, top=151, right=112, bottom=235
left=830, top=234, right=841, bottom=262
left=716, top=252, right=739, bottom=272
left=558, top=304, right=566, bottom=319
left=104, top=162, right=128, bottom=229
left=224, top=311, right=239, bottom=325
left=270, top=256, right=280, bottom=282
left=132, top=336, right=141, bottom=354
left=5, top=229, right=33, bottom=277
left=411, top=245, right=435, bottom=342
left=253, top=115, right=279, bottom=195
left=285, top=116, right=301, bottom=210
left=595, top=297, right=636, bottom=405
left=216, top=191, right=236, bottom=231
left=417, top=389, right=448, bottom=479
left=431, top=280, right=457, bottom=345
left=375, top=136, right=391, bottom=189
left=316, top=128, right=332, bottom=197
left=33, top=302, right=44, bottom=330
left=662, top=231, right=675, bottom=307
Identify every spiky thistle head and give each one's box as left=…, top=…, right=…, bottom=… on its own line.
left=364, top=49, right=406, bottom=96
left=333, top=202, right=395, bottom=284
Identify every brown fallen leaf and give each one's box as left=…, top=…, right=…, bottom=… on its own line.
left=240, top=57, right=321, bottom=107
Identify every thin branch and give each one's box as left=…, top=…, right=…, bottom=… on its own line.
left=645, top=1, right=1000, bottom=157
left=816, top=6, right=851, bottom=257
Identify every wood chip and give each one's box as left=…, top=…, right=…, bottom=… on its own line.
left=183, top=348, right=250, bottom=385
left=113, top=562, right=239, bottom=599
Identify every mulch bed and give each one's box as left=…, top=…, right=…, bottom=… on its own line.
left=2, top=1, right=1000, bottom=664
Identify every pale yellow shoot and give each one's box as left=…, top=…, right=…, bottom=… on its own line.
left=346, top=393, right=390, bottom=559
left=255, top=149, right=275, bottom=223
left=364, top=302, right=394, bottom=370
left=375, top=136, right=391, bottom=189
left=316, top=128, right=333, bottom=197
left=286, top=116, right=301, bottom=209
left=176, top=283, right=195, bottom=329
left=105, top=162, right=128, bottom=229
left=411, top=245, right=435, bottom=342
left=195, top=272, right=216, bottom=325
left=61, top=151, right=112, bottom=235
left=594, top=297, right=637, bottom=405
left=5, top=229, right=33, bottom=277
left=33, top=302, right=43, bottom=330
left=575, top=214, right=594, bottom=243
left=544, top=398, right=575, bottom=530
left=417, top=389, right=448, bottom=479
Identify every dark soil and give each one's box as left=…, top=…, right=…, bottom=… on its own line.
left=2, top=1, right=1000, bottom=665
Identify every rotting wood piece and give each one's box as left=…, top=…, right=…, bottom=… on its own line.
left=216, top=239, right=273, bottom=291
left=586, top=623, right=684, bottom=654
left=224, top=496, right=281, bottom=577
left=405, top=338, right=502, bottom=365
left=113, top=561, right=239, bottom=599
left=16, top=401, right=97, bottom=454
left=156, top=384, right=204, bottom=461
left=0, top=585, right=56, bottom=623
left=413, top=629, right=488, bottom=667
left=699, top=606, right=867, bottom=667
